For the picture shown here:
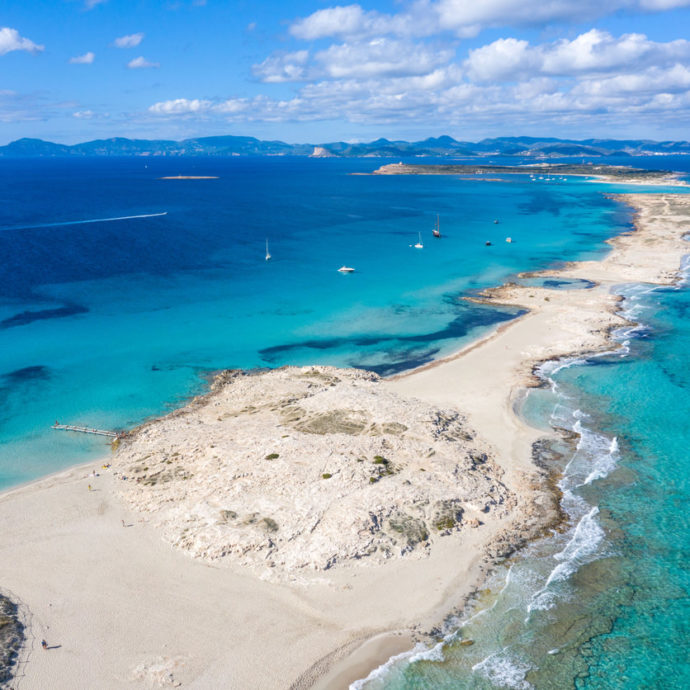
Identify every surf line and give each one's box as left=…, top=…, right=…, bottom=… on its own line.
left=1, top=211, right=168, bottom=231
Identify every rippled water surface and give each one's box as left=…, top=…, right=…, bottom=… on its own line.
left=0, top=155, right=649, bottom=488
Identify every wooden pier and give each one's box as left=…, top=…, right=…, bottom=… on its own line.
left=51, top=424, right=123, bottom=438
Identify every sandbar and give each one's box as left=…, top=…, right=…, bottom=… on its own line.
left=0, top=193, right=688, bottom=689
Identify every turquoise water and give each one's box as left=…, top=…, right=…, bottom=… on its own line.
left=3, top=156, right=690, bottom=689
left=0, top=157, right=640, bottom=488
left=354, top=254, right=690, bottom=685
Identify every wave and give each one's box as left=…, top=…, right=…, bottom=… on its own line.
left=351, top=268, right=668, bottom=689
left=526, top=507, right=605, bottom=616
left=472, top=651, right=533, bottom=689
left=349, top=643, right=430, bottom=690
left=0, top=211, right=168, bottom=232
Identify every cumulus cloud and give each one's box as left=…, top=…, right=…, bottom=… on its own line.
left=70, top=51, right=95, bottom=64
left=289, top=1, right=690, bottom=40
left=315, top=38, right=453, bottom=79
left=149, top=98, right=212, bottom=114
left=465, top=30, right=690, bottom=81
left=127, top=56, right=159, bottom=69
left=289, top=4, right=430, bottom=40
left=114, top=32, right=144, bottom=48
left=0, top=27, right=44, bottom=56
left=291, top=5, right=374, bottom=39
left=254, top=38, right=454, bottom=82
left=147, top=3, right=690, bottom=135
left=253, top=50, right=310, bottom=82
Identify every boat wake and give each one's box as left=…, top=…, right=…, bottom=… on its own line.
left=1, top=211, right=168, bottom=232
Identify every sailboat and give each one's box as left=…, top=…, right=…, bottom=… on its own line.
left=414, top=232, right=423, bottom=249
left=432, top=215, right=441, bottom=238
left=265, top=238, right=271, bottom=261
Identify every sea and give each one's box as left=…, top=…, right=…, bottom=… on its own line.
left=0, top=154, right=689, bottom=688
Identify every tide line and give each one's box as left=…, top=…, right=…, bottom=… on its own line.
left=1, top=211, right=168, bottom=231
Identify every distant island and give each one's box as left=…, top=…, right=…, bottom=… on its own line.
left=1, top=134, right=690, bottom=159
left=373, top=162, right=679, bottom=183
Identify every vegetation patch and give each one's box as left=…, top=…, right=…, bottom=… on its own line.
left=260, top=517, right=279, bottom=533
left=295, top=409, right=369, bottom=435
left=321, top=473, right=332, bottom=479
left=371, top=456, right=398, bottom=479
left=265, top=453, right=280, bottom=460
left=388, top=513, right=429, bottom=548
left=432, top=500, right=463, bottom=531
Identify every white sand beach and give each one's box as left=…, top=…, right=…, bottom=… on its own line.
left=0, top=193, right=688, bottom=689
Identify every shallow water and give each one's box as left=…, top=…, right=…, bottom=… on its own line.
left=354, top=257, right=690, bottom=689
left=2, top=154, right=690, bottom=687
left=0, top=156, right=641, bottom=488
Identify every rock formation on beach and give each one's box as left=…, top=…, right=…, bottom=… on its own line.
left=114, top=366, right=513, bottom=576
left=0, top=595, right=23, bottom=686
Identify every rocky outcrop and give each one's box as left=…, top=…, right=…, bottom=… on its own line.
left=0, top=595, right=24, bottom=687
left=114, top=366, right=513, bottom=577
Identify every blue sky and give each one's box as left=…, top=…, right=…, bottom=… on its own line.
left=2, top=0, right=690, bottom=144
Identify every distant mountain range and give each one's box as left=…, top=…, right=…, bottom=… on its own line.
left=1, top=134, right=689, bottom=158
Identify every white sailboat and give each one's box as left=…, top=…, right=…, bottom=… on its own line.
left=265, top=238, right=271, bottom=261
left=414, top=232, right=423, bottom=249
left=432, top=215, right=440, bottom=238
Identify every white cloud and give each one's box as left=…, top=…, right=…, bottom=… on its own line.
left=70, top=51, right=95, bottom=64
left=149, top=98, right=212, bottom=115
left=127, top=56, right=159, bottom=69
left=73, top=110, right=95, bottom=119
left=289, top=1, right=690, bottom=41
left=253, top=50, right=310, bottom=82
left=85, top=0, right=107, bottom=8
left=639, top=0, right=690, bottom=7
left=114, top=33, right=144, bottom=48
left=464, top=38, right=537, bottom=81
left=465, top=30, right=690, bottom=81
left=574, top=63, right=690, bottom=96
left=146, top=5, right=690, bottom=134
left=315, top=38, right=454, bottom=79
left=0, top=27, right=44, bottom=56
left=254, top=38, right=454, bottom=82
left=289, top=4, right=426, bottom=40
left=435, top=0, right=615, bottom=34
left=291, top=5, right=370, bottom=39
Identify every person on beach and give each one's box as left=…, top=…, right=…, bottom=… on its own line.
left=41, top=639, right=47, bottom=650
left=88, top=484, right=92, bottom=491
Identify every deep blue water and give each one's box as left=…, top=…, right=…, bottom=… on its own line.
left=0, top=155, right=657, bottom=488
left=2, top=154, right=690, bottom=688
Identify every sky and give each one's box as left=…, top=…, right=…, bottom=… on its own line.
left=2, top=0, right=690, bottom=145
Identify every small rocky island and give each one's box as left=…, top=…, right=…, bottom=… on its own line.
left=113, top=366, right=513, bottom=576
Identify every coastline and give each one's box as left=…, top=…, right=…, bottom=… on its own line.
left=371, top=162, right=687, bottom=187
left=0, top=193, right=688, bottom=689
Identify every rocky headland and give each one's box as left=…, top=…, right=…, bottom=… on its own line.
left=113, top=366, right=517, bottom=577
